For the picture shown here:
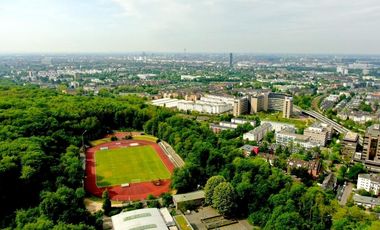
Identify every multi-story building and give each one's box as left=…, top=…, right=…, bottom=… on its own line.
left=233, top=91, right=293, bottom=117
left=261, top=121, right=296, bottom=133
left=357, top=174, right=380, bottom=195
left=210, top=118, right=255, bottom=133
left=361, top=124, right=380, bottom=164
left=243, top=123, right=272, bottom=142
left=276, top=128, right=320, bottom=149
left=250, top=92, right=269, bottom=113
left=353, top=194, right=380, bottom=209
left=342, top=132, right=359, bottom=157
left=233, top=97, right=249, bottom=116
left=268, top=92, right=286, bottom=112
left=283, top=96, right=293, bottom=118
left=303, top=123, right=330, bottom=147
left=231, top=118, right=255, bottom=126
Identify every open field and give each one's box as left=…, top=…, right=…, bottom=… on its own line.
left=133, top=134, right=158, bottom=142
left=90, top=137, right=111, bottom=146
left=95, top=145, right=171, bottom=187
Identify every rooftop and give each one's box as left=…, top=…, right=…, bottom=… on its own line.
left=173, top=190, right=205, bottom=203
left=343, top=132, right=359, bottom=142
left=240, top=144, right=255, bottom=152
left=366, top=124, right=380, bottom=136
left=353, top=194, right=380, bottom=206
left=358, top=174, right=380, bottom=183
left=111, top=208, right=168, bottom=230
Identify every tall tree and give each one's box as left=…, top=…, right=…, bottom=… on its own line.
left=204, top=175, right=226, bottom=205
left=212, top=182, right=236, bottom=217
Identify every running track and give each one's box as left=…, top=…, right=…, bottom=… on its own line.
left=85, top=139, right=175, bottom=201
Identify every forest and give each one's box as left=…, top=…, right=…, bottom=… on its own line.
left=0, top=82, right=379, bottom=229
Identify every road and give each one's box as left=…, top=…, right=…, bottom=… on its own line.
left=294, top=105, right=350, bottom=134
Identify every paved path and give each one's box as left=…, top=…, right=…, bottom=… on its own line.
left=339, top=182, right=353, bottom=205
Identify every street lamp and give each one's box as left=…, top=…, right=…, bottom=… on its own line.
left=82, top=129, right=87, bottom=149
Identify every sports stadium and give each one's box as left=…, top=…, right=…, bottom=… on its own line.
left=85, top=133, right=182, bottom=201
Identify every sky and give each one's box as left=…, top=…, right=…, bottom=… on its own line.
left=0, top=0, right=379, bottom=54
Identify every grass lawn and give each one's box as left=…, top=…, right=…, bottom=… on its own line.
left=90, top=137, right=111, bottom=146
left=132, top=135, right=158, bottom=142
left=255, top=111, right=315, bottom=130
left=95, top=145, right=171, bottom=187
left=174, top=215, right=193, bottom=230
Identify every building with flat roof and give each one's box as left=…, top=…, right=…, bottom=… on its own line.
left=231, top=118, right=255, bottom=126
left=283, top=96, right=293, bottom=118
left=276, top=129, right=320, bottom=149
left=233, top=97, right=249, bottom=116
left=357, top=174, right=380, bottom=195
left=261, top=121, right=296, bottom=133
left=232, top=91, right=293, bottom=117
left=342, top=132, right=359, bottom=157
left=362, top=124, right=380, bottom=162
left=209, top=118, right=255, bottom=134
left=111, top=208, right=170, bottom=230
left=354, top=124, right=380, bottom=172
left=353, top=194, right=380, bottom=209
left=243, top=123, right=272, bottom=142
left=303, top=123, right=330, bottom=147
left=173, top=190, right=205, bottom=210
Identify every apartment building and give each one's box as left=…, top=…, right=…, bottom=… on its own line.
left=276, top=128, right=320, bottom=149
left=357, top=174, right=380, bottom=195
left=243, top=123, right=272, bottom=142
left=362, top=124, right=380, bottom=162
left=342, top=132, right=359, bottom=156
left=303, top=123, right=330, bottom=147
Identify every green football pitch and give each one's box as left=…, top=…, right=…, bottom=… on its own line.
left=95, top=145, right=171, bottom=187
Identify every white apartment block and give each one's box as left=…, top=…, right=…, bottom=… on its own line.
left=231, top=118, right=256, bottom=126
left=357, top=174, right=380, bottom=195
left=261, top=121, right=295, bottom=133
left=276, top=129, right=320, bottom=149
left=151, top=98, right=179, bottom=108
left=243, top=123, right=272, bottom=142
left=177, top=100, right=232, bottom=114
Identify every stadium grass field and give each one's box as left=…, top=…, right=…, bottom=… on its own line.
left=95, top=145, right=171, bottom=187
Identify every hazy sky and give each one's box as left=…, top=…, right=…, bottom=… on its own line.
left=0, top=0, right=379, bottom=54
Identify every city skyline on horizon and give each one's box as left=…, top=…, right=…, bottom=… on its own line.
left=1, top=0, right=380, bottom=54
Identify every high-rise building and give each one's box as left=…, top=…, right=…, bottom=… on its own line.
left=233, top=96, right=249, bottom=116
left=232, top=92, right=292, bottom=117
left=283, top=96, right=293, bottom=118
left=362, top=124, right=380, bottom=162
left=342, top=132, right=359, bottom=157
left=229, top=53, right=233, bottom=68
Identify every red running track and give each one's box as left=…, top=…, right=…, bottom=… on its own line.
left=85, top=139, right=175, bottom=201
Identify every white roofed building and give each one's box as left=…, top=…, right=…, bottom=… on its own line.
left=111, top=208, right=171, bottom=230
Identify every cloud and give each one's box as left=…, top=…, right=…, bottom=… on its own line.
left=0, top=0, right=379, bottom=53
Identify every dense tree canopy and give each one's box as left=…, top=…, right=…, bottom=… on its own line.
left=0, top=84, right=377, bottom=229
